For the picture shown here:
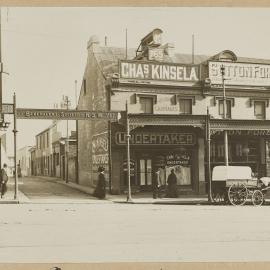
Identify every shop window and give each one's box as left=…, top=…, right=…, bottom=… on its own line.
left=179, top=99, right=192, bottom=114
left=219, top=100, right=232, bottom=118
left=139, top=97, right=153, bottom=114
left=139, top=159, right=152, bottom=186
left=254, top=101, right=265, bottom=119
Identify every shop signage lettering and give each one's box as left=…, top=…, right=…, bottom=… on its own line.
left=115, top=132, right=195, bottom=145
left=214, top=130, right=270, bottom=136
left=120, top=60, right=199, bottom=82
left=92, top=153, right=109, bottom=164
left=123, top=159, right=136, bottom=177
left=16, top=108, right=119, bottom=121
left=209, top=61, right=270, bottom=86
left=92, top=133, right=108, bottom=153
left=166, top=153, right=191, bottom=166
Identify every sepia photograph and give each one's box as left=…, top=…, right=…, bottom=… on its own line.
left=0, top=2, right=270, bottom=269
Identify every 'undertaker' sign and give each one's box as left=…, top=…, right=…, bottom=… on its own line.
left=120, top=60, right=199, bottom=84
left=115, top=132, right=195, bottom=146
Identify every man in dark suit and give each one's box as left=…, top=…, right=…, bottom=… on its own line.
left=1, top=163, right=8, bottom=199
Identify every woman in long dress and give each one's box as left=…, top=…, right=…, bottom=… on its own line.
left=93, top=166, right=106, bottom=199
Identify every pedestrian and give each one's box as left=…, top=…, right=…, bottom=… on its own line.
left=153, top=167, right=162, bottom=199
left=17, top=164, right=22, bottom=178
left=166, top=168, right=178, bottom=198
left=1, top=163, right=8, bottom=199
left=93, top=166, right=106, bottom=199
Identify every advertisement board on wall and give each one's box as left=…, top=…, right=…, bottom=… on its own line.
left=119, top=60, right=199, bottom=86
left=209, top=61, right=270, bottom=86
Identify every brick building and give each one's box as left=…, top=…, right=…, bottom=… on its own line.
left=77, top=29, right=270, bottom=195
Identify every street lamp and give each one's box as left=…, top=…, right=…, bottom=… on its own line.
left=221, top=65, right=229, bottom=166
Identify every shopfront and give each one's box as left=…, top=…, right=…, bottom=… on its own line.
left=111, top=118, right=206, bottom=195
left=209, top=120, right=270, bottom=179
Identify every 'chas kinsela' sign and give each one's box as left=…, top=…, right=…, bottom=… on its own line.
left=119, top=60, right=199, bottom=86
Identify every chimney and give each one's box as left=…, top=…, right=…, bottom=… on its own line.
left=163, top=43, right=175, bottom=57
left=87, top=35, right=100, bottom=52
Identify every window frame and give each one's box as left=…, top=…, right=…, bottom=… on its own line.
left=179, top=98, right=193, bottom=115
left=254, top=100, right=266, bottom=120
left=218, top=99, right=232, bottom=119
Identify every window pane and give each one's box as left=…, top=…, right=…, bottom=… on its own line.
left=146, top=159, right=152, bottom=185
left=254, top=101, right=265, bottom=119
left=140, top=97, right=153, bottom=114
left=140, top=159, right=146, bottom=185
left=179, top=99, right=192, bottom=114
left=219, top=100, right=231, bottom=118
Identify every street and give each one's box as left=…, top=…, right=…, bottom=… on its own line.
left=18, top=176, right=93, bottom=201
left=0, top=199, right=270, bottom=262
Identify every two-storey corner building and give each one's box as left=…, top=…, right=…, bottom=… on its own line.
left=77, top=28, right=270, bottom=196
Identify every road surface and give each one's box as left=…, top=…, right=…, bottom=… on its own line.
left=0, top=202, right=269, bottom=262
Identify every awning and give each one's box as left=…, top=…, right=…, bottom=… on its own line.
left=127, top=114, right=206, bottom=129
left=210, top=119, right=270, bottom=131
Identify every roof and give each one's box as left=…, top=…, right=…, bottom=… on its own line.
left=93, top=46, right=270, bottom=76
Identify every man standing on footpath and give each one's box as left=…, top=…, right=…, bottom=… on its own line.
left=1, top=163, right=8, bottom=198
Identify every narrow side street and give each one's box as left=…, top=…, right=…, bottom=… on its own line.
left=18, top=176, right=93, bottom=201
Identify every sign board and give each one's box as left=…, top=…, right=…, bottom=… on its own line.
left=115, top=132, right=195, bottom=146
left=16, top=108, right=120, bottom=121
left=2, top=103, right=14, bottom=114
left=214, top=130, right=270, bottom=136
left=209, top=61, right=270, bottom=86
left=119, top=60, right=199, bottom=85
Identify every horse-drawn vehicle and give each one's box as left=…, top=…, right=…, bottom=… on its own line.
left=212, top=166, right=270, bottom=206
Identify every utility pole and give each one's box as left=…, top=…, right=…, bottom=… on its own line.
left=63, top=95, right=70, bottom=183
left=126, top=101, right=132, bottom=202
left=13, top=93, right=18, bottom=200
left=221, top=65, right=229, bottom=166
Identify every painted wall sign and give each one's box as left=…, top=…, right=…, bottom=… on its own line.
left=16, top=108, right=119, bottom=121
left=115, top=132, right=195, bottom=146
left=119, top=60, right=199, bottom=84
left=209, top=61, right=270, bottom=86
left=214, top=130, right=270, bottom=136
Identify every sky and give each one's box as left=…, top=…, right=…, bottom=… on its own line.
left=1, top=7, right=270, bottom=148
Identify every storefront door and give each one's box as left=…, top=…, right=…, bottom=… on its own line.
left=139, top=159, right=152, bottom=187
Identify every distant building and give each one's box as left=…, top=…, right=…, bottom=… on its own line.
left=17, top=146, right=32, bottom=176
left=33, top=119, right=77, bottom=182
left=0, top=133, right=14, bottom=176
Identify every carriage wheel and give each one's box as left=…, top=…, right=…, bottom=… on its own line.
left=228, top=184, right=248, bottom=206
left=252, top=190, right=264, bottom=206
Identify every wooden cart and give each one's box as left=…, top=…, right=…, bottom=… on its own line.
left=212, top=166, right=270, bottom=206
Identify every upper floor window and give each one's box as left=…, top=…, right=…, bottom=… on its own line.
left=254, top=101, right=265, bottom=119
left=140, top=97, right=153, bottom=114
left=179, top=99, right=192, bottom=115
left=83, top=79, right=87, bottom=95
left=219, top=99, right=232, bottom=119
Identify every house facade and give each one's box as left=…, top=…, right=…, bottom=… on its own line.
left=77, top=29, right=270, bottom=195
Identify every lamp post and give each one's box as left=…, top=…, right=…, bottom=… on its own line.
left=126, top=101, right=133, bottom=202
left=221, top=65, right=229, bottom=166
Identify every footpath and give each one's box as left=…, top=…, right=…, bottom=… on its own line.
left=1, top=176, right=210, bottom=205
left=52, top=178, right=209, bottom=205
